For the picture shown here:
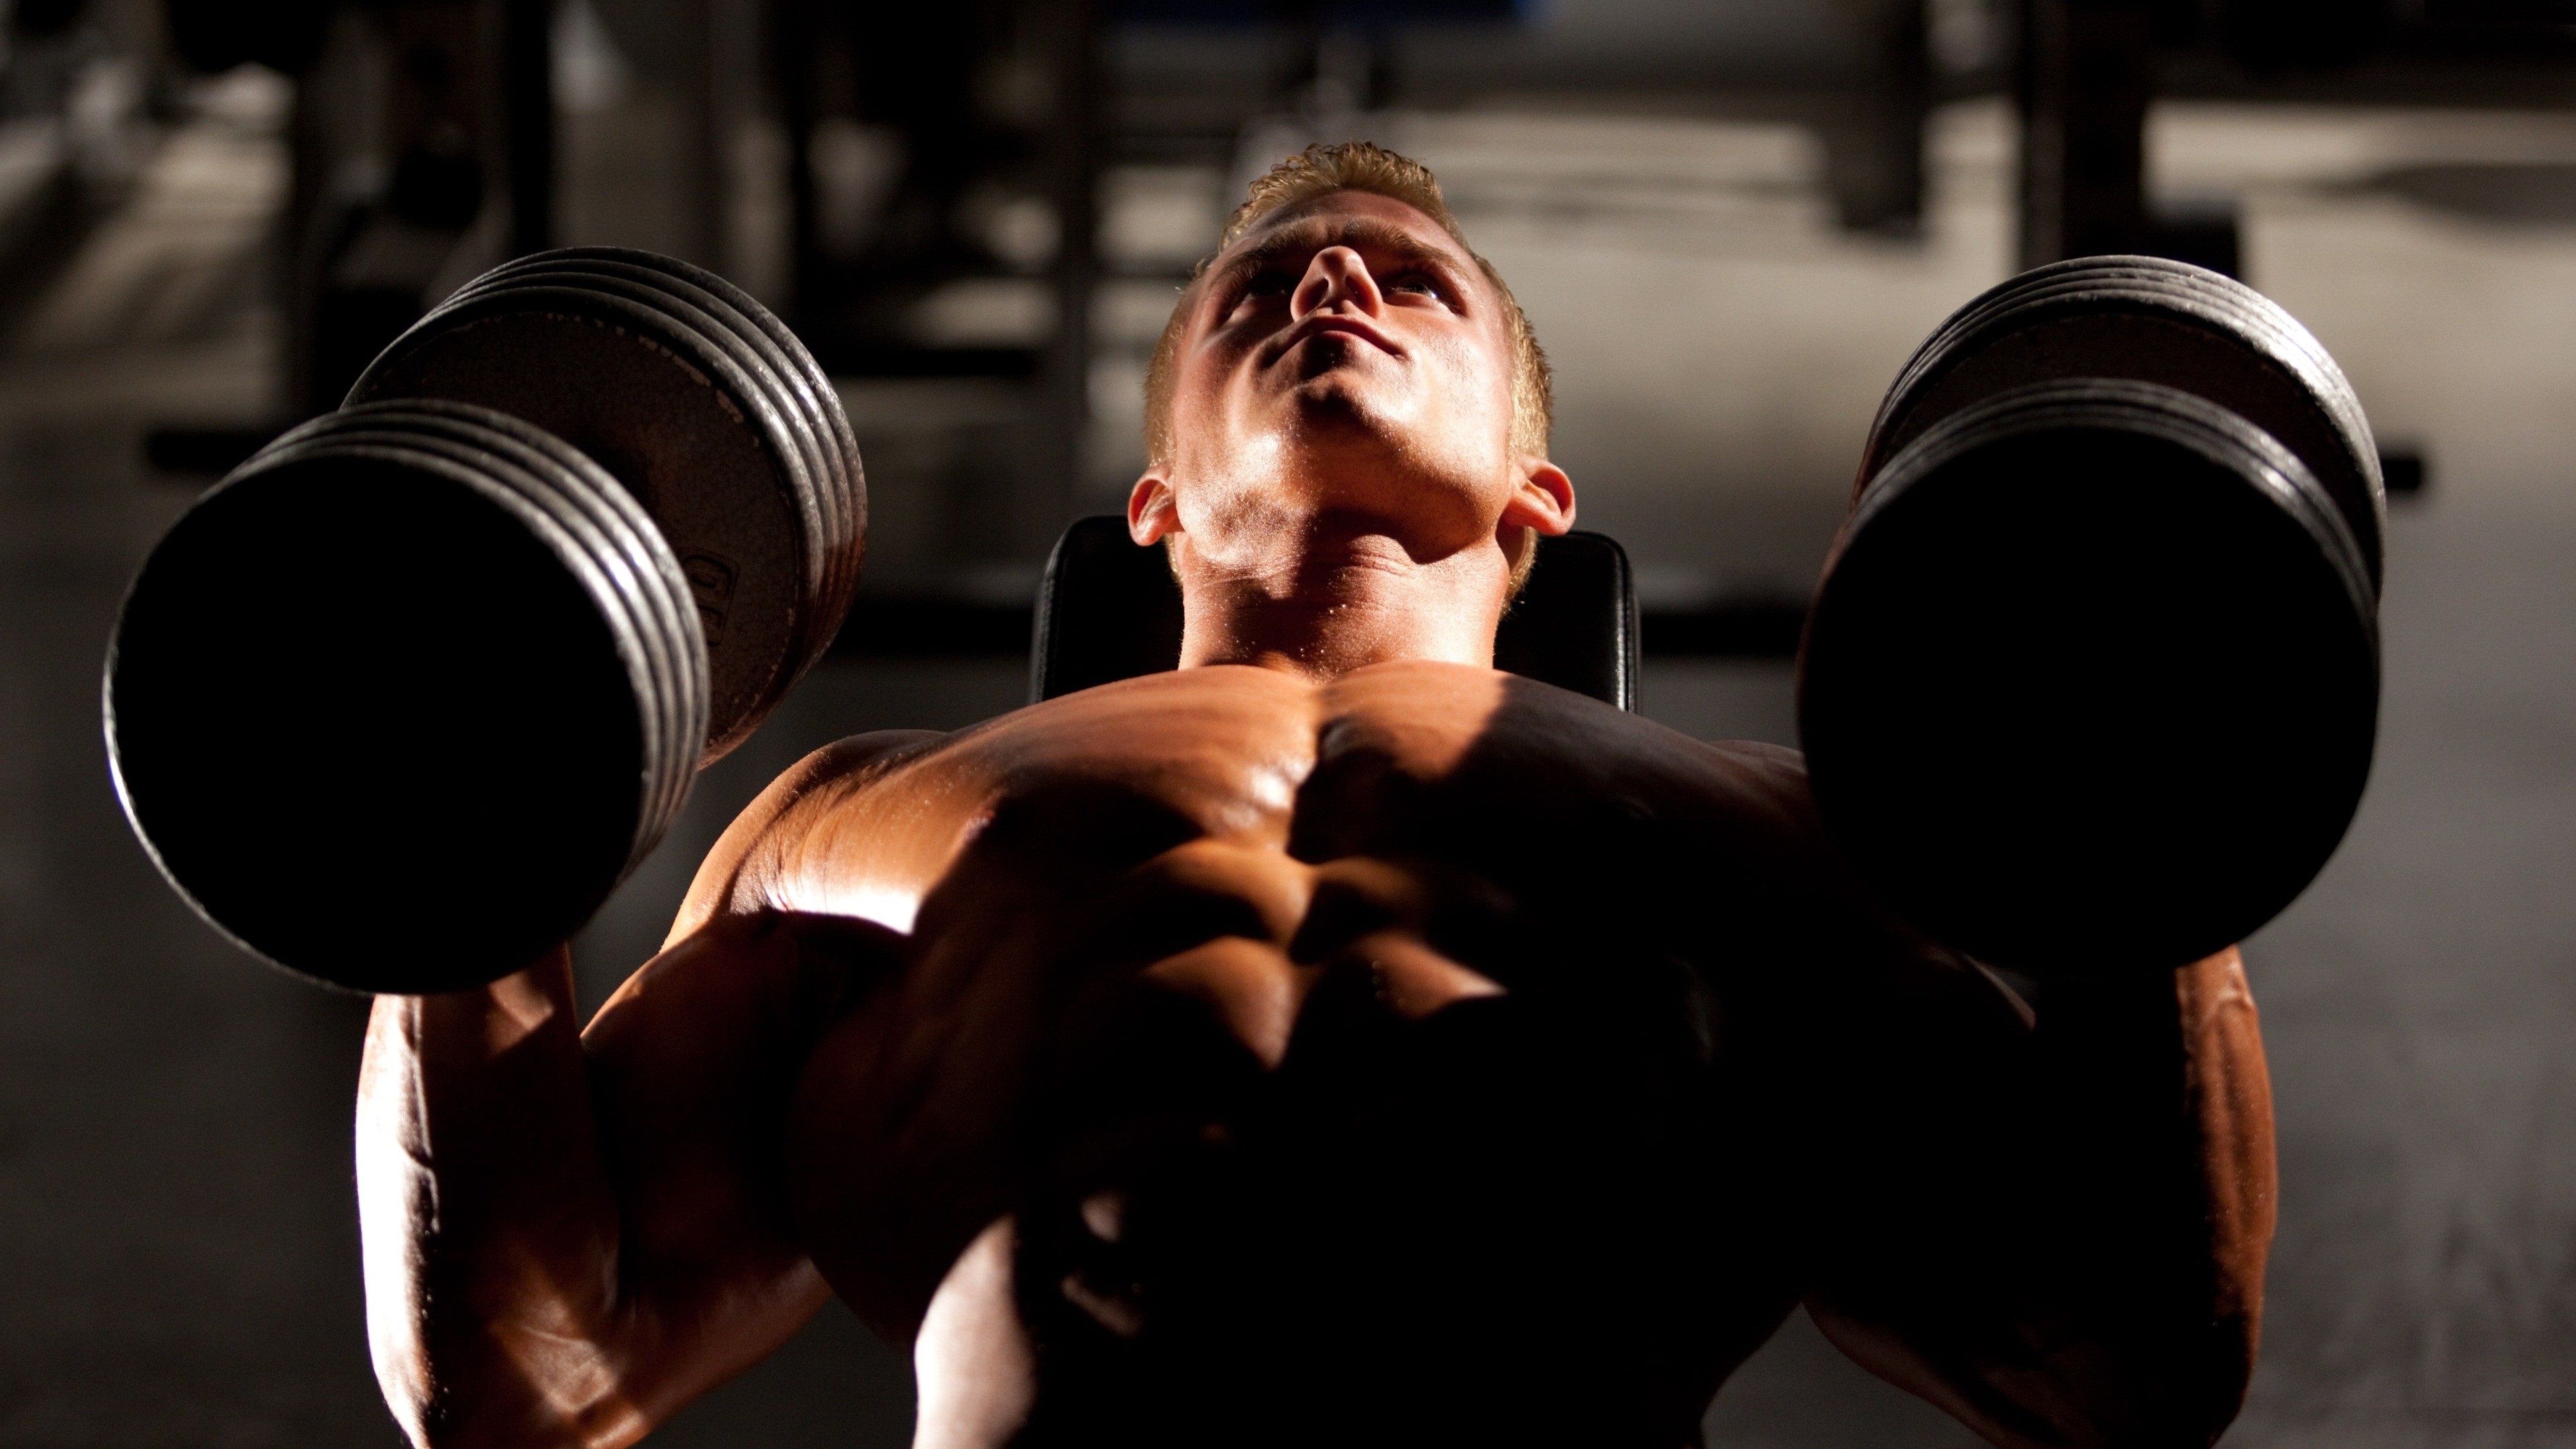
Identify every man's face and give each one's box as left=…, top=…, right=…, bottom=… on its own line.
left=1132, top=190, right=1568, bottom=574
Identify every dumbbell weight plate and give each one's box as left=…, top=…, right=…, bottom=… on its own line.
left=266, top=417, right=704, bottom=843
left=445, top=267, right=853, bottom=629
left=448, top=249, right=866, bottom=631
left=580, top=249, right=869, bottom=624
left=357, top=282, right=818, bottom=756
left=106, top=442, right=680, bottom=992
left=444, top=258, right=863, bottom=607
left=2155, top=267, right=2383, bottom=515
left=363, top=288, right=757, bottom=778
left=470, top=248, right=866, bottom=553
left=378, top=392, right=716, bottom=654
left=350, top=284, right=822, bottom=761
left=1872, top=268, right=2383, bottom=591
left=366, top=412, right=701, bottom=838
left=334, top=403, right=710, bottom=839
left=1801, top=379, right=2379, bottom=974
left=1863, top=256, right=2385, bottom=593
left=244, top=431, right=687, bottom=844
left=1873, top=261, right=2369, bottom=511
left=336, top=401, right=708, bottom=684
left=1970, top=263, right=2376, bottom=488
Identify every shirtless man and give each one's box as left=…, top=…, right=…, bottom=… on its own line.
left=355, top=143, right=2275, bottom=1449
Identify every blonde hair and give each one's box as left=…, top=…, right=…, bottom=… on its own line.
left=1142, top=141, right=1554, bottom=472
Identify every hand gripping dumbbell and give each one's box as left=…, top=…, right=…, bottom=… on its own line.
left=103, top=250, right=865, bottom=994
left=1798, top=255, right=2382, bottom=974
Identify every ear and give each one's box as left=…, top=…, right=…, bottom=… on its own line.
left=1499, top=457, right=1575, bottom=537
left=1128, top=472, right=1179, bottom=546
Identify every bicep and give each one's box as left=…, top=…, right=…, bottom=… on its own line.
left=574, top=910, right=906, bottom=1415
left=591, top=725, right=943, bottom=1291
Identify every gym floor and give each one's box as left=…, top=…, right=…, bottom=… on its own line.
left=3, top=71, right=2574, bottom=1449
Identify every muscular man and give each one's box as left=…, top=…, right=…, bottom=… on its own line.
left=356, top=144, right=2275, bottom=1449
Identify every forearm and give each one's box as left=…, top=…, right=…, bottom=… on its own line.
left=2046, top=951, right=2273, bottom=1313
left=1803, top=949, right=2276, bottom=1449
left=2174, top=950, right=2276, bottom=1345
left=357, top=949, right=643, bottom=1449
left=2015, top=948, right=2277, bottom=1443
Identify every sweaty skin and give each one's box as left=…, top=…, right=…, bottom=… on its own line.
left=355, top=180, right=2275, bottom=1449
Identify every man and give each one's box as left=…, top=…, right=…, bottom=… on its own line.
left=356, top=143, right=2275, bottom=1449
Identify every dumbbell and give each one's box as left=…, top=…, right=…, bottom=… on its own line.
left=1798, top=255, right=2382, bottom=974
left=105, top=250, right=865, bottom=994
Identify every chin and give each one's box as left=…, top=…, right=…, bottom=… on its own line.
left=1283, top=372, right=1403, bottom=447
left=1256, top=410, right=1481, bottom=533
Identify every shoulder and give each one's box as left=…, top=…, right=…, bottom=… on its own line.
left=667, top=729, right=952, bottom=943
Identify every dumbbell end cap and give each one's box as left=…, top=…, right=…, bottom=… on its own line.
left=105, top=455, right=651, bottom=994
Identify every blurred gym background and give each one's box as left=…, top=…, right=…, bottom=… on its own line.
left=2, top=1, right=2573, bottom=1444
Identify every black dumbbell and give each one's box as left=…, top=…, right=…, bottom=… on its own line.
left=1799, top=256, right=2382, bottom=975
left=105, top=253, right=865, bottom=994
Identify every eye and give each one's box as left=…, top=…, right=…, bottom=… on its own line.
left=1384, top=271, right=1448, bottom=303
left=1229, top=270, right=1293, bottom=311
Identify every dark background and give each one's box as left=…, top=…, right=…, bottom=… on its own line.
left=2, top=1, right=2573, bottom=1444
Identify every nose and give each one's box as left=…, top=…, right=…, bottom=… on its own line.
left=1291, top=246, right=1383, bottom=321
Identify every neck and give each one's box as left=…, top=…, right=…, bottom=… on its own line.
left=1174, top=525, right=1507, bottom=681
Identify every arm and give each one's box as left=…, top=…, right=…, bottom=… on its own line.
left=355, top=733, right=934, bottom=1449
left=1797, top=948, right=2276, bottom=1449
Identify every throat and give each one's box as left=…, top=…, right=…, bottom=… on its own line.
left=1175, top=532, right=1505, bottom=681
